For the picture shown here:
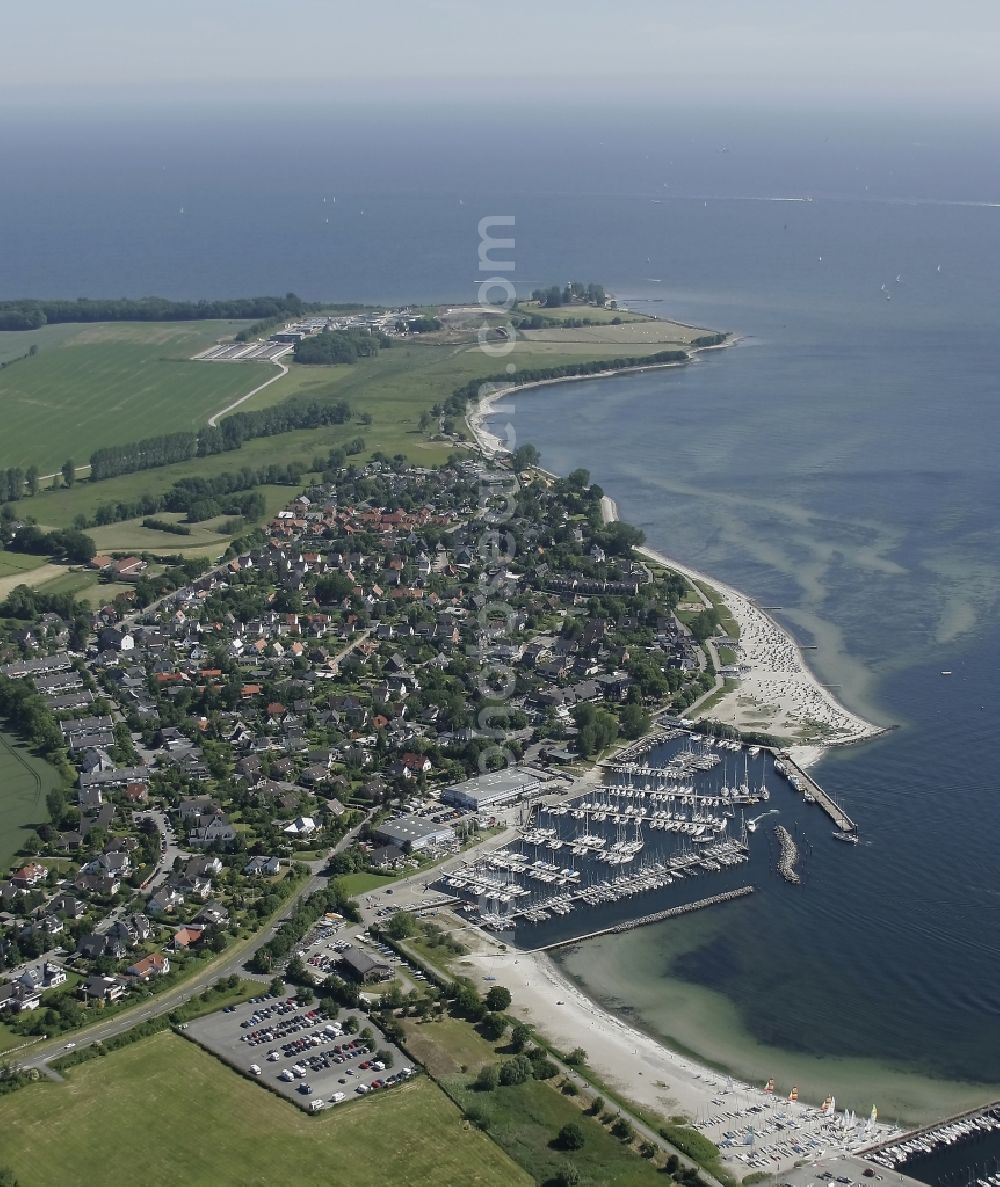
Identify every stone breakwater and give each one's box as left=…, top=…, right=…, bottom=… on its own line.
left=774, top=825, right=801, bottom=884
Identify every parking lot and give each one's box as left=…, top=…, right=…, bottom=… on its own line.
left=195, top=341, right=292, bottom=361
left=185, top=989, right=413, bottom=1111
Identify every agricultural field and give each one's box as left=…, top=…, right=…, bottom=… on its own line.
left=0, top=1031, right=531, bottom=1187
left=0, top=729, right=60, bottom=870
left=0, top=320, right=299, bottom=471
left=7, top=321, right=705, bottom=541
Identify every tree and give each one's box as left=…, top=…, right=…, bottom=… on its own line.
left=497, top=1055, right=532, bottom=1086
left=565, top=1046, right=588, bottom=1066
left=25, top=465, right=39, bottom=497
left=453, top=982, right=485, bottom=1021
left=479, top=1012, right=507, bottom=1042
left=618, top=703, right=650, bottom=740
left=485, top=985, right=511, bottom=1012
left=558, top=1122, right=585, bottom=1151
left=551, top=1168, right=579, bottom=1187
left=567, top=468, right=590, bottom=490
left=384, top=911, right=417, bottom=941
left=61, top=460, right=75, bottom=487
left=511, top=444, right=540, bottom=471
left=509, top=1022, right=530, bottom=1052
left=587, top=1094, right=605, bottom=1115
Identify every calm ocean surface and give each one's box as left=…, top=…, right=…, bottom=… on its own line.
left=2, top=106, right=999, bottom=1129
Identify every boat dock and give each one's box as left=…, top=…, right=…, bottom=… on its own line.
left=861, top=1101, right=1000, bottom=1168
left=773, top=751, right=855, bottom=832
left=538, top=885, right=755, bottom=951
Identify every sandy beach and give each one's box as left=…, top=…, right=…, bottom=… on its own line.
left=450, top=918, right=896, bottom=1171
left=600, top=498, right=882, bottom=760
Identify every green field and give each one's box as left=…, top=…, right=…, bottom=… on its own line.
left=523, top=302, right=654, bottom=324
left=403, top=1017, right=664, bottom=1187
left=0, top=1031, right=531, bottom=1187
left=334, top=870, right=407, bottom=897
left=0, top=551, right=48, bottom=581
left=0, top=729, right=61, bottom=870
left=26, top=569, right=136, bottom=607
left=0, top=320, right=287, bottom=471
left=6, top=324, right=694, bottom=538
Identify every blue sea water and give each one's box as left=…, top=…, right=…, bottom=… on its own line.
left=2, top=103, right=999, bottom=1123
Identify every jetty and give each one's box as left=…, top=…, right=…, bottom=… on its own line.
left=773, top=751, right=855, bottom=832
left=537, top=885, right=755, bottom=951
left=774, top=825, right=801, bottom=884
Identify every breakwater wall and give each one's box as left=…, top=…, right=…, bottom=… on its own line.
left=773, top=750, right=856, bottom=832
left=537, top=885, right=755, bottom=951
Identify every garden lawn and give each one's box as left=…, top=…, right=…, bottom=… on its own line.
left=0, top=1031, right=531, bottom=1187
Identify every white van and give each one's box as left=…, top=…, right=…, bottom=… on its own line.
left=309, top=1099, right=324, bottom=1112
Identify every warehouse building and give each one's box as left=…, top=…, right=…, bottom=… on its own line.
left=441, top=767, right=542, bottom=812
left=371, top=814, right=455, bottom=853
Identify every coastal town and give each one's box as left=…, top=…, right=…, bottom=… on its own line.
left=0, top=444, right=902, bottom=1178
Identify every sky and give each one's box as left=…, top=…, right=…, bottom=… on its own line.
left=3, top=0, right=999, bottom=113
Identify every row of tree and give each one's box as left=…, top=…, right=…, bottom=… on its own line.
left=82, top=463, right=306, bottom=528
left=0, top=293, right=312, bottom=332
left=0, top=467, right=41, bottom=502
left=88, top=396, right=354, bottom=481
left=2, top=523, right=95, bottom=564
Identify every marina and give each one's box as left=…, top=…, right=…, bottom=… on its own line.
left=437, top=731, right=859, bottom=946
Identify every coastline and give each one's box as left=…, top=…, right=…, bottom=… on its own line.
left=456, top=324, right=902, bottom=1143
left=468, top=346, right=885, bottom=764
left=466, top=339, right=734, bottom=458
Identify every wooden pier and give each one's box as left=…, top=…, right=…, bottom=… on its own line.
left=537, top=885, right=755, bottom=951
left=775, top=751, right=855, bottom=832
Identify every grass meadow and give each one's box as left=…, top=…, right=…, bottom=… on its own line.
left=0, top=729, right=61, bottom=870
left=0, top=1031, right=530, bottom=1187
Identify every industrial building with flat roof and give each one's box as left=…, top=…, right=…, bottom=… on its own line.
left=371, top=814, right=455, bottom=852
left=441, top=767, right=541, bottom=811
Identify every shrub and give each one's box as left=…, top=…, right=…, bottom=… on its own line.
left=557, top=1122, right=585, bottom=1151
left=473, top=1063, right=499, bottom=1091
